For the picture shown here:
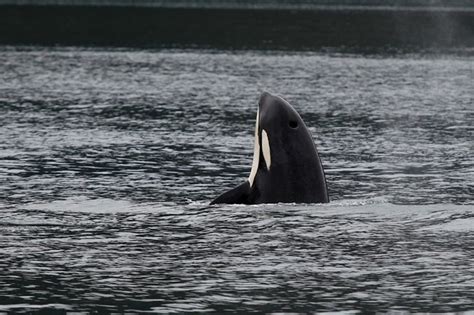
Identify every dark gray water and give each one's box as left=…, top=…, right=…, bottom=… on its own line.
left=0, top=47, right=473, bottom=313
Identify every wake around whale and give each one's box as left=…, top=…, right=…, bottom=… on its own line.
left=211, top=92, right=329, bottom=204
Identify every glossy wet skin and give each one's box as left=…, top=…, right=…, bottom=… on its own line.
left=258, top=92, right=318, bottom=169
left=252, top=92, right=329, bottom=203
left=212, top=92, right=329, bottom=204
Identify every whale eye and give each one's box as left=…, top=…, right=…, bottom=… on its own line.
left=289, top=120, right=298, bottom=129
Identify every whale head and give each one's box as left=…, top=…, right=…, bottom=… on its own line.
left=211, top=92, right=329, bottom=204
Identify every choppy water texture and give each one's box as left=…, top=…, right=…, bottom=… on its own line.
left=0, top=47, right=473, bottom=313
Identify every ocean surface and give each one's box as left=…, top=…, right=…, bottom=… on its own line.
left=0, top=46, right=473, bottom=313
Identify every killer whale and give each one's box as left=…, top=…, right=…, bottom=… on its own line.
left=211, top=92, right=329, bottom=204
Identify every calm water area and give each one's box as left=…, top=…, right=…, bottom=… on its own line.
left=0, top=46, right=473, bottom=313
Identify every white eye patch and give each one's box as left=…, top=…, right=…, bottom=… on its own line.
left=261, top=129, right=271, bottom=171
left=248, top=110, right=260, bottom=187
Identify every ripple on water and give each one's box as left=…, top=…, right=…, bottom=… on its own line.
left=0, top=47, right=473, bottom=313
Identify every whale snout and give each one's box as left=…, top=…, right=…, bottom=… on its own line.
left=258, top=91, right=274, bottom=109
left=259, top=91, right=272, bottom=101
left=258, top=91, right=294, bottom=128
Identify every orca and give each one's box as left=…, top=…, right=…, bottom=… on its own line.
left=211, top=92, right=329, bottom=204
